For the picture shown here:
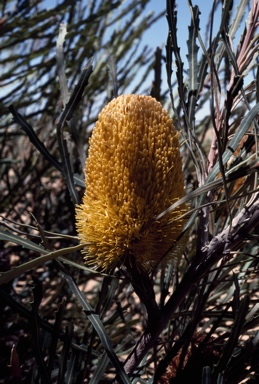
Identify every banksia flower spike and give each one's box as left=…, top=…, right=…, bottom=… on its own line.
left=76, top=94, right=187, bottom=271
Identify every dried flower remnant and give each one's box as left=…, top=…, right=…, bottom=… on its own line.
left=76, top=94, right=187, bottom=271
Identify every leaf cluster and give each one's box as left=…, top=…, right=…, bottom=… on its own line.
left=0, top=0, right=259, bottom=383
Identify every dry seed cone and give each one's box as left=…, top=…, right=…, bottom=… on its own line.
left=76, top=94, right=188, bottom=271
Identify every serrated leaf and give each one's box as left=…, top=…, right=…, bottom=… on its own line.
left=214, top=0, right=249, bottom=70
left=220, top=0, right=234, bottom=33
left=8, top=106, right=63, bottom=174
left=186, top=4, right=200, bottom=131
left=166, top=0, right=186, bottom=108
left=207, top=101, right=259, bottom=184
left=56, top=58, right=94, bottom=205
left=229, top=0, right=249, bottom=40
left=7, top=107, right=84, bottom=190
left=197, top=53, right=208, bottom=96
left=57, top=57, right=94, bottom=124
left=186, top=5, right=200, bottom=92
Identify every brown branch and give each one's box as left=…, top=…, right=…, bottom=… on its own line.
left=117, top=193, right=259, bottom=378
left=207, top=0, right=259, bottom=173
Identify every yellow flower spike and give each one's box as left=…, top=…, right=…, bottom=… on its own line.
left=75, top=94, right=187, bottom=271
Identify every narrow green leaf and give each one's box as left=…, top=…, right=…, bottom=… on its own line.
left=57, top=137, right=79, bottom=204
left=215, top=296, right=249, bottom=374
left=8, top=106, right=63, bottom=174
left=207, top=102, right=259, bottom=183
left=186, top=4, right=200, bottom=131
left=55, top=58, right=93, bottom=204
left=187, top=5, right=200, bottom=92
left=197, top=53, right=208, bottom=95
left=58, top=57, right=94, bottom=123
left=89, top=353, right=110, bottom=384
left=221, top=30, right=240, bottom=76
left=202, top=366, right=212, bottom=384
left=56, top=22, right=69, bottom=105
left=107, top=55, right=118, bottom=98
left=156, top=158, right=259, bottom=221
left=65, top=351, right=78, bottom=384
left=7, top=106, right=84, bottom=190
left=31, top=279, right=52, bottom=384
left=166, top=0, right=187, bottom=116
left=0, top=236, right=84, bottom=285
left=48, top=299, right=66, bottom=373
left=229, top=0, right=249, bottom=40
left=214, top=0, right=235, bottom=69
left=58, top=262, right=131, bottom=384
left=0, top=229, right=48, bottom=254
left=220, top=0, right=234, bottom=33
left=256, top=60, right=259, bottom=103
left=74, top=173, right=85, bottom=188
left=58, top=324, right=73, bottom=384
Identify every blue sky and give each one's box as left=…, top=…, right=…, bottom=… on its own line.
left=135, top=0, right=251, bottom=95
left=138, top=1, right=222, bottom=93
left=3, top=0, right=250, bottom=105
left=146, top=1, right=221, bottom=46
left=41, top=0, right=247, bottom=95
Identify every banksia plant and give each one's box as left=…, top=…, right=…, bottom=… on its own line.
left=2, top=1, right=259, bottom=382
left=76, top=94, right=187, bottom=271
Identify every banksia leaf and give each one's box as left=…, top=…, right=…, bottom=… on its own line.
left=76, top=94, right=187, bottom=271
left=186, top=4, right=200, bottom=131
left=187, top=5, right=200, bottom=94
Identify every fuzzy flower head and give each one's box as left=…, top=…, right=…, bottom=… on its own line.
left=76, top=94, right=187, bottom=271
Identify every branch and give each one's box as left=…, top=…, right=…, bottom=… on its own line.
left=120, top=193, right=259, bottom=377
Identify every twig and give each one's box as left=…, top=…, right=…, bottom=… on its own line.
left=115, top=193, right=259, bottom=378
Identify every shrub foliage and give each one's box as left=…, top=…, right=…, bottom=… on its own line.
left=0, top=0, right=259, bottom=383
